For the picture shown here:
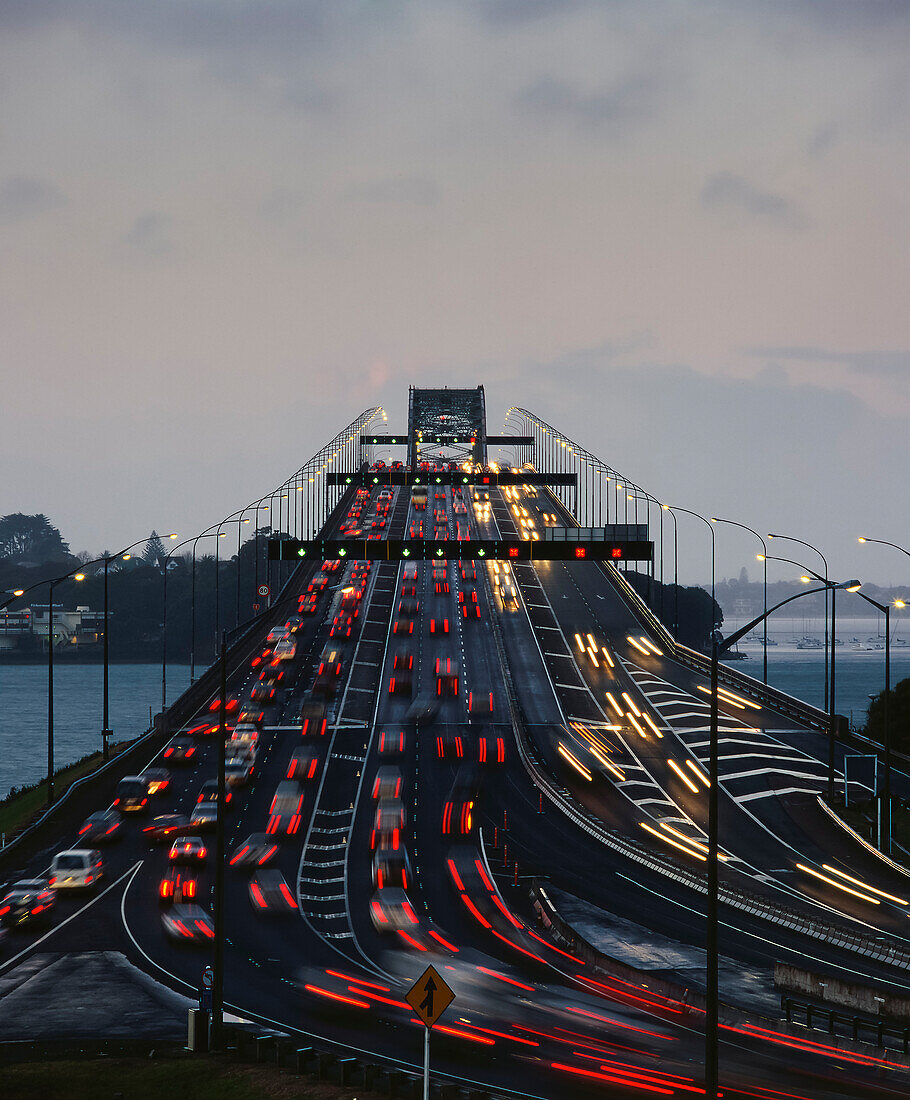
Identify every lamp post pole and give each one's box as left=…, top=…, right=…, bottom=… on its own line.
left=712, top=518, right=768, bottom=684
left=661, top=505, right=679, bottom=639
left=769, top=534, right=829, bottom=710
left=668, top=505, right=716, bottom=635
left=162, top=535, right=196, bottom=711
left=704, top=579, right=859, bottom=1098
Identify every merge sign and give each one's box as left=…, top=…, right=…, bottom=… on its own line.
left=406, top=965, right=455, bottom=1029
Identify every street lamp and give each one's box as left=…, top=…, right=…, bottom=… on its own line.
left=661, top=504, right=679, bottom=639
left=712, top=518, right=768, bottom=684
left=667, top=505, right=717, bottom=634
left=704, top=578, right=860, bottom=1100
left=769, top=533, right=829, bottom=711
left=759, top=552, right=859, bottom=799
left=100, top=534, right=176, bottom=759
left=858, top=536, right=910, bottom=560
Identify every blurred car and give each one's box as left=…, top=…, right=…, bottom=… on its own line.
left=249, top=870, right=297, bottom=913
left=229, top=833, right=279, bottom=868
left=161, top=903, right=214, bottom=944
left=140, top=768, right=171, bottom=796
left=377, top=729, right=405, bottom=756
left=370, top=799, right=405, bottom=851
left=273, top=637, right=297, bottom=661
left=266, top=781, right=305, bottom=836
left=190, top=803, right=218, bottom=830
left=468, top=691, right=494, bottom=716
left=299, top=701, right=328, bottom=737
left=397, top=598, right=419, bottom=618
left=162, top=736, right=197, bottom=765
left=143, top=813, right=196, bottom=843
left=0, top=879, right=56, bottom=927
left=196, top=779, right=232, bottom=808
left=286, top=747, right=319, bottom=781
left=442, top=767, right=479, bottom=836
left=250, top=683, right=277, bottom=703
left=285, top=615, right=305, bottom=633
left=435, top=657, right=459, bottom=696
left=49, top=849, right=103, bottom=890
left=169, top=836, right=207, bottom=864
left=266, top=626, right=289, bottom=644
left=113, top=776, right=150, bottom=814
left=429, top=617, right=450, bottom=634
left=372, top=849, right=411, bottom=890
left=370, top=889, right=419, bottom=932
left=392, top=619, right=414, bottom=636
left=388, top=654, right=414, bottom=696
left=477, top=734, right=506, bottom=765
left=225, top=758, right=253, bottom=788
left=371, top=766, right=402, bottom=800
left=158, top=868, right=198, bottom=905
left=78, top=809, right=123, bottom=844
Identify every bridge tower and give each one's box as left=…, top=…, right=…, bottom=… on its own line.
left=407, top=385, right=487, bottom=468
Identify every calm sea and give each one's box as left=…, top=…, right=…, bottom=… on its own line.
left=2, top=616, right=908, bottom=800
left=0, top=663, right=191, bottom=801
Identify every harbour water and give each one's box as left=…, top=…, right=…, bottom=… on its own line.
left=0, top=663, right=191, bottom=801
left=1, top=613, right=907, bottom=800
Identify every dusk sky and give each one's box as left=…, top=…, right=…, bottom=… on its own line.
left=2, top=1, right=908, bottom=588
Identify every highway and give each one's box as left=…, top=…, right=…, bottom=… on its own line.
left=2, top=455, right=909, bottom=1098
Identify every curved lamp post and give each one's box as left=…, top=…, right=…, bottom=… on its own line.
left=713, top=518, right=768, bottom=684
left=769, top=533, right=829, bottom=710
left=704, top=577, right=860, bottom=1100
left=667, top=505, right=716, bottom=633
left=661, top=504, right=680, bottom=639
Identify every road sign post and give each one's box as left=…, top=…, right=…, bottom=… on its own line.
left=406, top=965, right=455, bottom=1100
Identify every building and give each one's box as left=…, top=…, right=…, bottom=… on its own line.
left=0, top=604, right=105, bottom=652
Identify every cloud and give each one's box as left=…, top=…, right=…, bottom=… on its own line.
left=347, top=175, right=439, bottom=206
left=516, top=73, right=668, bottom=134
left=123, top=211, right=172, bottom=256
left=746, top=346, right=910, bottom=377
left=0, top=176, right=66, bottom=222
left=700, top=172, right=809, bottom=230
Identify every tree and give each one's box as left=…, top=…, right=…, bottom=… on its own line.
left=865, top=678, right=910, bottom=755
left=738, top=567, right=749, bottom=586
left=625, top=571, right=724, bottom=653
left=0, top=513, right=71, bottom=562
left=142, top=531, right=167, bottom=567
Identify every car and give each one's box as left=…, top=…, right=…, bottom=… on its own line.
left=372, top=766, right=402, bottom=800
left=49, top=849, right=103, bottom=890
left=299, top=593, right=319, bottom=615
left=266, top=781, right=305, bottom=835
left=113, top=776, right=149, bottom=814
left=197, top=779, right=232, bottom=808
left=78, top=809, right=123, bottom=844
left=162, top=736, right=197, bottom=765
left=233, top=720, right=260, bottom=740
left=158, top=868, right=198, bottom=905
left=225, top=758, right=253, bottom=788
left=477, top=734, right=506, bottom=765
left=317, top=649, right=344, bottom=678
left=322, top=559, right=341, bottom=572
left=435, top=732, right=466, bottom=760
left=249, top=870, right=297, bottom=913
left=169, top=836, right=208, bottom=864
left=372, top=849, right=411, bottom=890
left=267, top=626, right=289, bottom=644
left=442, top=767, right=479, bottom=836
left=392, top=619, right=413, bottom=636
left=398, top=598, right=419, bottom=618
left=229, top=833, right=279, bottom=868
left=434, top=579, right=450, bottom=595
left=161, top=903, right=215, bottom=944
left=299, top=701, right=328, bottom=737
left=273, top=638, right=297, bottom=661
left=468, top=691, right=494, bottom=716
left=370, top=799, right=405, bottom=851
left=307, top=575, right=329, bottom=594
left=258, top=663, right=285, bottom=686
left=378, top=729, right=405, bottom=756
left=400, top=581, right=417, bottom=597
left=283, top=737, right=319, bottom=777
left=500, top=583, right=518, bottom=609
left=461, top=602, right=481, bottom=620
left=237, top=708, right=264, bottom=727
left=143, top=813, right=196, bottom=843
left=330, top=613, right=355, bottom=639
left=207, top=695, right=240, bottom=715
left=250, top=683, right=277, bottom=703
left=429, top=617, right=450, bottom=634
left=285, top=615, right=306, bottom=633
left=388, top=654, right=414, bottom=695
left=0, top=879, right=56, bottom=927
left=190, top=802, right=218, bottom=830
left=435, top=657, right=459, bottom=696
left=140, top=768, right=171, bottom=796
left=403, top=563, right=418, bottom=580
left=370, top=889, right=419, bottom=932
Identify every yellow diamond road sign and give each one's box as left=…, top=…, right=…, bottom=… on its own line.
left=406, top=965, right=455, bottom=1029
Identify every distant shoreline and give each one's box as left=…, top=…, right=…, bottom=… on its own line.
left=0, top=653, right=192, bottom=666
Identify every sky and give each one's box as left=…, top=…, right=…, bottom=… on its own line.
left=2, top=0, right=908, bottom=590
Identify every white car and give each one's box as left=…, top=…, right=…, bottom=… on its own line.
left=49, top=849, right=103, bottom=890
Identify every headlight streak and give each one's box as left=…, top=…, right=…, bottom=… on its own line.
left=796, top=863, right=881, bottom=905
left=626, top=713, right=648, bottom=739
left=659, top=822, right=729, bottom=861
left=570, top=723, right=626, bottom=780
left=697, top=684, right=745, bottom=709
left=685, top=759, right=710, bottom=787
left=820, top=864, right=907, bottom=906
left=574, top=633, right=585, bottom=652
left=558, top=743, right=593, bottom=781
left=626, top=636, right=651, bottom=656
left=641, top=712, right=664, bottom=738
left=621, top=692, right=641, bottom=717
left=586, top=647, right=600, bottom=667
left=600, top=647, right=615, bottom=668
left=667, top=758, right=700, bottom=794
left=640, top=821, right=706, bottom=861
left=604, top=692, right=624, bottom=717
left=638, top=636, right=664, bottom=656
